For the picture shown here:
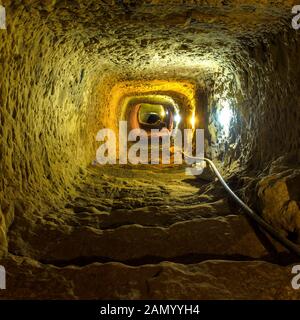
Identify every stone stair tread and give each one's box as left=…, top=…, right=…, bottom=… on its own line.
left=0, top=254, right=298, bottom=299
left=9, top=215, right=275, bottom=262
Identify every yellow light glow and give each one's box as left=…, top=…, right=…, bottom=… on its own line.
left=109, top=79, right=197, bottom=126
left=190, top=114, right=196, bottom=129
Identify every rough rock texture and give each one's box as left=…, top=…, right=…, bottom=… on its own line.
left=8, top=165, right=271, bottom=263
left=257, top=169, right=300, bottom=241
left=1, top=0, right=300, bottom=298
left=1, top=254, right=300, bottom=300
left=1, top=165, right=294, bottom=299
left=1, top=1, right=299, bottom=202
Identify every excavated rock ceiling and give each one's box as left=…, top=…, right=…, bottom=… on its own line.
left=7, top=0, right=294, bottom=76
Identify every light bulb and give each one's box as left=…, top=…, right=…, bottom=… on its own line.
left=190, top=114, right=196, bottom=128
left=174, top=114, right=181, bottom=123
left=217, top=100, right=232, bottom=136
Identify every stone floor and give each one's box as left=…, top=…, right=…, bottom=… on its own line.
left=1, top=164, right=300, bottom=299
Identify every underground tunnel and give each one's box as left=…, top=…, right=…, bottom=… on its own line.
left=0, top=0, right=300, bottom=300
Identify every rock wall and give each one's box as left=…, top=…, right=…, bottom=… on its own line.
left=207, top=30, right=300, bottom=171
left=0, top=3, right=114, bottom=256
left=1, top=1, right=300, bottom=254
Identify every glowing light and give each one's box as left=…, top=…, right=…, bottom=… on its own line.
left=190, top=114, right=196, bottom=129
left=174, top=114, right=181, bottom=123
left=160, top=109, right=166, bottom=118
left=217, top=100, right=233, bottom=136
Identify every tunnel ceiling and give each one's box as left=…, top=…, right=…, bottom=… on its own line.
left=4, top=0, right=294, bottom=78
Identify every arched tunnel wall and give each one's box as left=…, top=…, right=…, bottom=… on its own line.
left=241, top=31, right=300, bottom=169
left=1, top=1, right=300, bottom=256
left=0, top=3, right=115, bottom=253
left=205, top=30, right=300, bottom=171
left=0, top=7, right=91, bottom=206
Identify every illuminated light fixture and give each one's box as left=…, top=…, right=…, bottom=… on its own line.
left=174, top=114, right=181, bottom=123
left=217, top=99, right=233, bottom=136
left=190, top=113, right=196, bottom=129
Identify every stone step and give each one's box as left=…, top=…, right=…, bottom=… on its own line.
left=9, top=215, right=275, bottom=264
left=0, top=254, right=299, bottom=299
left=60, top=198, right=232, bottom=229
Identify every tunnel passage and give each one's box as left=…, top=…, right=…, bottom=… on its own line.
left=0, top=0, right=300, bottom=299
left=131, top=103, right=172, bottom=131
left=122, top=94, right=181, bottom=134
left=110, top=79, right=198, bottom=131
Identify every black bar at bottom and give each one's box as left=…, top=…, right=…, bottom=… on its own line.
left=0, top=300, right=299, bottom=319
